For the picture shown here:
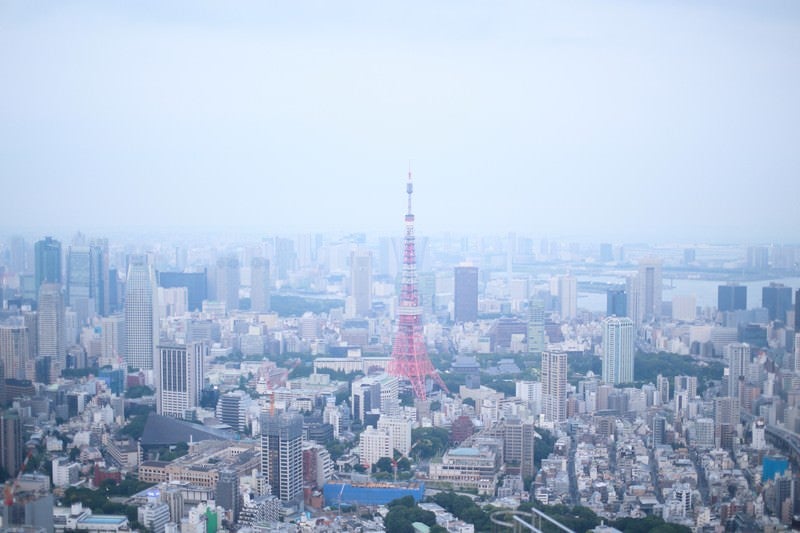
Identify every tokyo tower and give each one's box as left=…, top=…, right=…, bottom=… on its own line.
left=387, top=170, right=449, bottom=400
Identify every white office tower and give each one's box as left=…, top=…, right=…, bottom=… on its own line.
left=557, top=275, right=577, bottom=320
left=725, top=343, right=750, bottom=398
left=250, top=257, right=271, bottom=313
left=349, top=250, right=373, bottom=317
left=125, top=255, right=159, bottom=373
left=359, top=426, right=392, bottom=468
left=752, top=419, right=766, bottom=450
left=542, top=350, right=567, bottom=422
left=377, top=416, right=412, bottom=456
left=156, top=343, right=204, bottom=419
left=602, top=316, right=635, bottom=385
left=527, top=298, right=545, bottom=356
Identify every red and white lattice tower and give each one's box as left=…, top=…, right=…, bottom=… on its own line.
left=387, top=171, right=449, bottom=400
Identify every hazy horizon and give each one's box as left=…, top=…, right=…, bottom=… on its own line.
left=2, top=1, right=798, bottom=242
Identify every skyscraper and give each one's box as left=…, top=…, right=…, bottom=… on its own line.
left=215, top=256, right=240, bottom=312
left=638, top=258, right=663, bottom=322
left=542, top=350, right=567, bottom=422
left=260, top=412, right=303, bottom=508
left=37, top=283, right=65, bottom=376
left=250, top=257, right=271, bottom=313
left=216, top=390, right=248, bottom=433
left=606, top=286, right=627, bottom=317
left=125, top=255, right=158, bottom=373
left=216, top=469, right=241, bottom=523
left=0, top=410, right=23, bottom=478
left=602, top=316, right=634, bottom=385
left=34, top=236, right=61, bottom=290
left=158, top=271, right=207, bottom=312
left=795, top=288, right=800, bottom=331
left=453, top=266, right=478, bottom=323
left=66, top=244, right=101, bottom=325
left=0, top=321, right=30, bottom=381
left=556, top=274, right=577, bottom=321
left=762, top=283, right=792, bottom=323
left=725, top=343, right=750, bottom=399
left=718, top=283, right=747, bottom=312
left=349, top=250, right=372, bottom=316
left=527, top=298, right=545, bottom=356
left=156, top=343, right=204, bottom=419
left=625, top=274, right=641, bottom=327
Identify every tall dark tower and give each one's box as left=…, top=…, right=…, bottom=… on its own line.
left=387, top=171, right=448, bottom=400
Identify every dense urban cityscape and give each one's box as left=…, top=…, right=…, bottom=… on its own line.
left=0, top=169, right=799, bottom=533
left=2, top=2, right=799, bottom=533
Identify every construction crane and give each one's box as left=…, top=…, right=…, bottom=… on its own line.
left=3, top=448, right=35, bottom=506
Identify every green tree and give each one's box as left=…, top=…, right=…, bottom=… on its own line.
left=410, top=427, right=450, bottom=460
left=383, top=496, right=436, bottom=533
left=372, top=457, right=394, bottom=474
left=125, top=385, right=154, bottom=399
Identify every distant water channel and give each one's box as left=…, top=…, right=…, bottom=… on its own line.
left=576, top=275, right=800, bottom=313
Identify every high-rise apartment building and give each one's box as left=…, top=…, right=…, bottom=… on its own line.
left=557, top=275, right=577, bottom=321
left=542, top=350, right=567, bottom=422
left=156, top=343, right=204, bottom=419
left=762, top=283, right=792, bottom=323
left=124, top=256, right=158, bottom=372
left=527, top=298, right=545, bottom=356
left=718, top=283, right=747, bottom=312
left=260, top=412, right=303, bottom=507
left=453, top=266, right=478, bottom=323
left=37, top=283, right=65, bottom=375
left=34, top=237, right=61, bottom=290
left=602, top=316, right=634, bottom=385
left=250, top=258, right=271, bottom=313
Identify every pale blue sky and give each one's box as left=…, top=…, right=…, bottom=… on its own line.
left=1, top=1, right=798, bottom=242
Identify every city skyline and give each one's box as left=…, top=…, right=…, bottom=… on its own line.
left=1, top=2, right=799, bottom=242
